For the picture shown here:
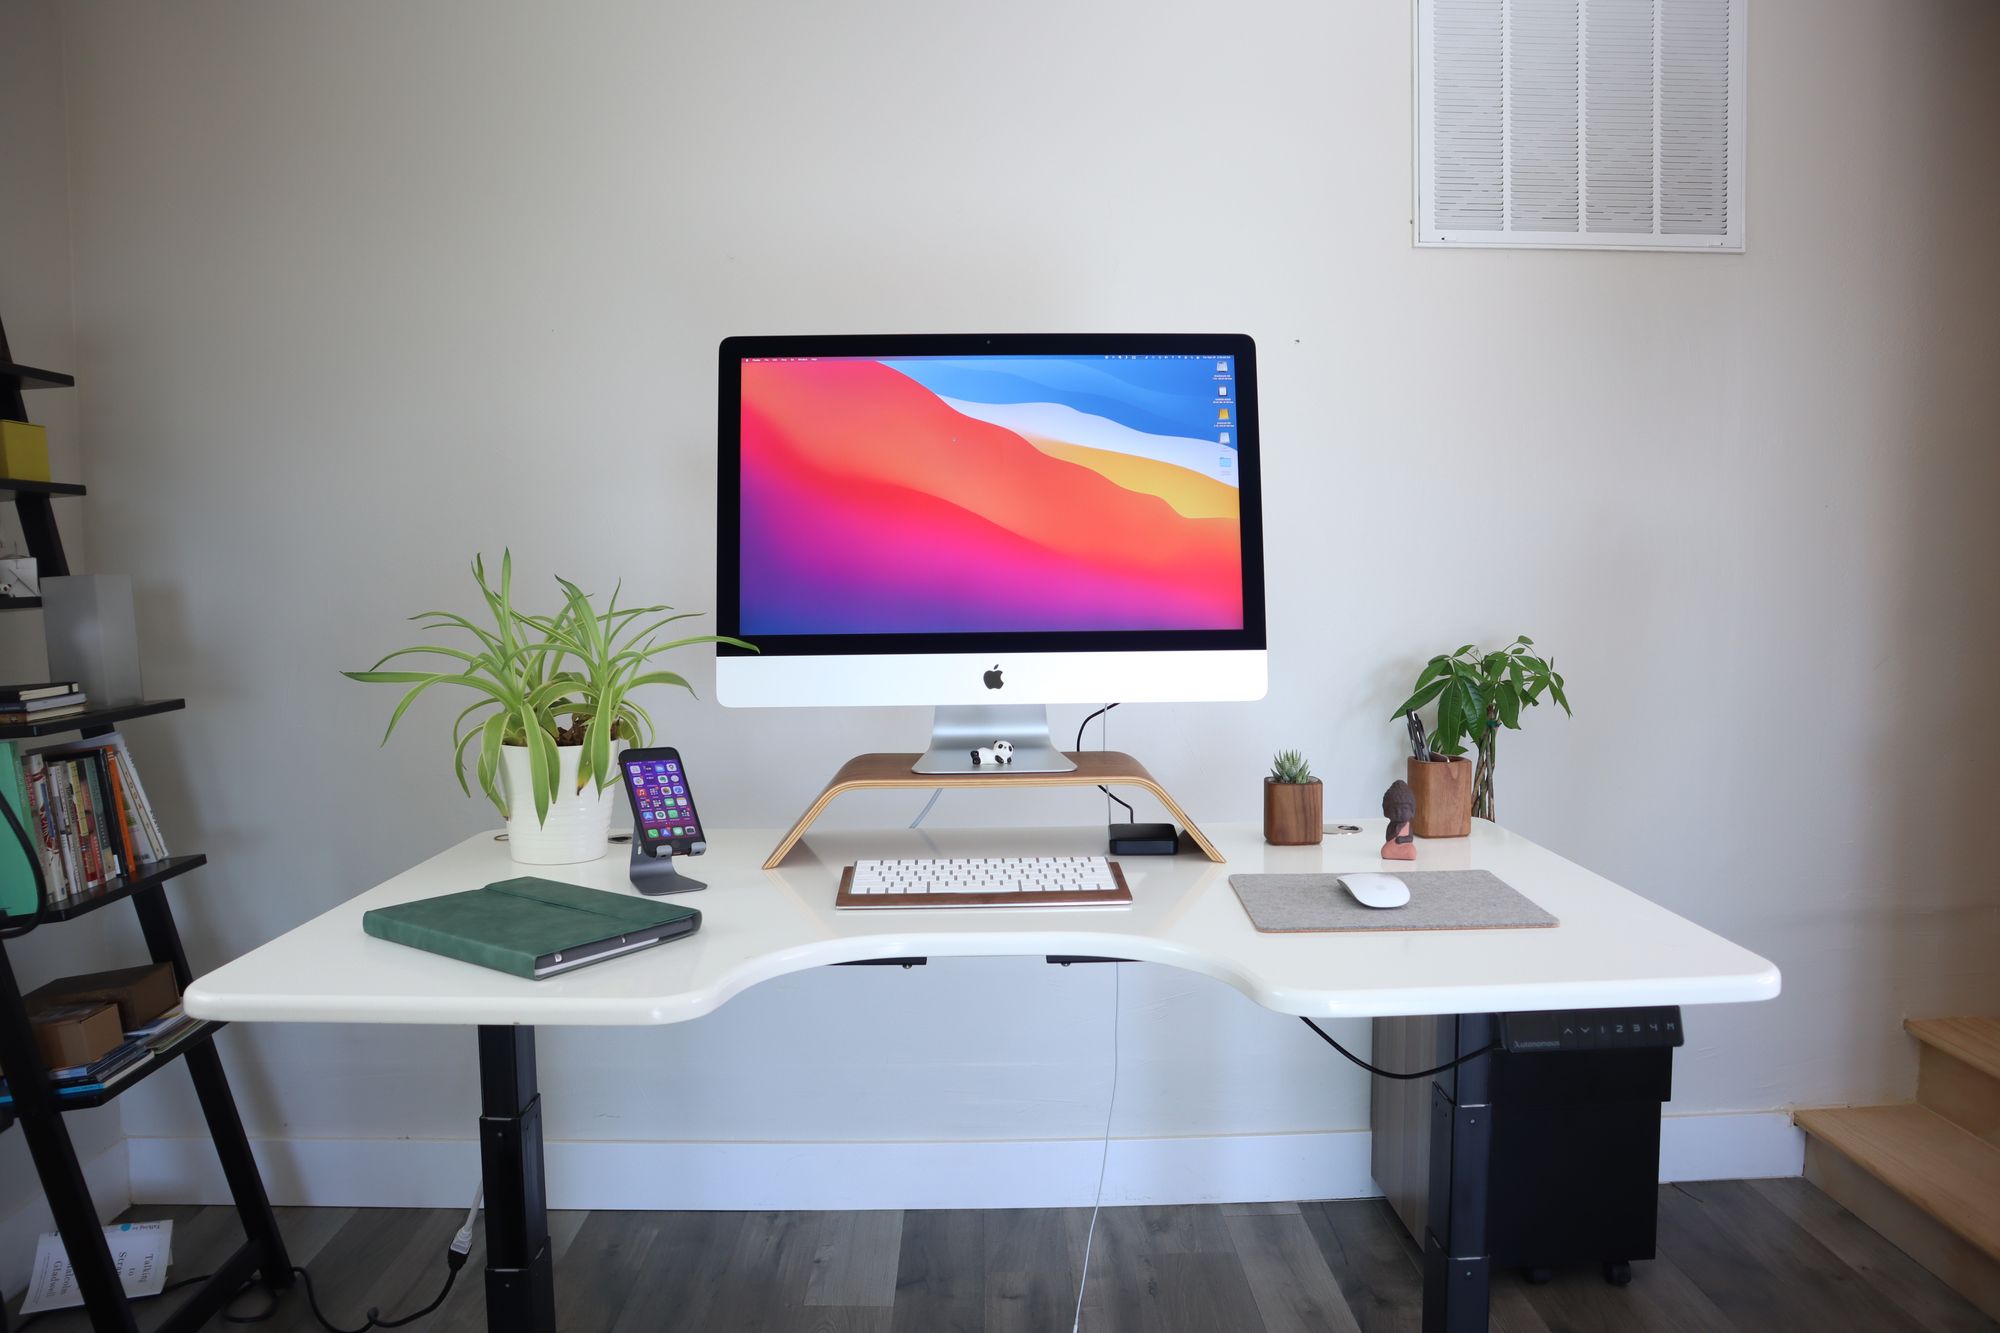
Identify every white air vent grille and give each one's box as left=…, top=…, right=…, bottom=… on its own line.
left=1417, top=0, right=1744, bottom=250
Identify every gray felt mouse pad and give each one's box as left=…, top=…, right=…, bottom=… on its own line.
left=1227, top=870, right=1557, bottom=934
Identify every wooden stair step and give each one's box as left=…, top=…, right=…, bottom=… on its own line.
left=1795, top=1104, right=2000, bottom=1262
left=1908, top=1017, right=2000, bottom=1082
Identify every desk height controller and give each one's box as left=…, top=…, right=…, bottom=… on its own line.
left=1498, top=1006, right=1684, bottom=1053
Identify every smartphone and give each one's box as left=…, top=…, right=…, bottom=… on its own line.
left=619, top=747, right=708, bottom=857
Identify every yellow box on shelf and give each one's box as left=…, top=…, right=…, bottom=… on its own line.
left=0, top=420, right=51, bottom=482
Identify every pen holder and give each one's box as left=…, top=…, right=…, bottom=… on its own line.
left=1407, top=756, right=1473, bottom=838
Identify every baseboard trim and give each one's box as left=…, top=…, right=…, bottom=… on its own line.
left=128, top=1111, right=1802, bottom=1210
left=1658, top=1110, right=1806, bottom=1181
left=2, top=1137, right=131, bottom=1299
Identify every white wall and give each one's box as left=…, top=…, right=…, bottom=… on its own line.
left=24, top=0, right=2000, bottom=1206
left=0, top=0, right=133, bottom=1293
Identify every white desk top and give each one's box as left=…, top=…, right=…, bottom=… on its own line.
left=184, top=821, right=1779, bottom=1027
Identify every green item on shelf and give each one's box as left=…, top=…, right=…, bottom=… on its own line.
left=362, top=876, right=700, bottom=979
left=0, top=740, right=40, bottom=919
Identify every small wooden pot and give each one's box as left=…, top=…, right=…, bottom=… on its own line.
left=1407, top=756, right=1473, bottom=838
left=1264, top=779, right=1324, bottom=845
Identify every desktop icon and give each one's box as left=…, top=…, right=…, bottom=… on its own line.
left=1217, top=407, right=1230, bottom=421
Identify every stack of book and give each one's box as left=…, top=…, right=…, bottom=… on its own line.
left=131, top=1003, right=203, bottom=1052
left=0, top=681, right=88, bottom=726
left=0, top=1006, right=207, bottom=1108
left=0, top=729, right=171, bottom=909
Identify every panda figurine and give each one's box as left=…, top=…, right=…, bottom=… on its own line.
left=969, top=739, right=1015, bottom=766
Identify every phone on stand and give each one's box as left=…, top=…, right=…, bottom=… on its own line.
left=619, top=747, right=707, bottom=893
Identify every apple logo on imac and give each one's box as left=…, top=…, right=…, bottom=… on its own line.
left=983, top=665, right=1004, bottom=690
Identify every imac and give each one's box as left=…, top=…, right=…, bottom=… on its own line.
left=716, top=333, right=1267, bottom=773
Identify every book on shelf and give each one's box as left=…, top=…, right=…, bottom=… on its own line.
left=0, top=1039, right=156, bottom=1106
left=0, top=683, right=80, bottom=704
left=0, top=731, right=172, bottom=914
left=0, top=692, right=87, bottom=721
left=0, top=741, right=36, bottom=918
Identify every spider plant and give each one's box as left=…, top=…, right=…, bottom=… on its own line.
left=343, top=552, right=754, bottom=826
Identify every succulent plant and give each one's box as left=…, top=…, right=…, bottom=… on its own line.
left=1269, top=749, right=1316, bottom=784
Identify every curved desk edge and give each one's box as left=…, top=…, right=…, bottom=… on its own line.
left=185, top=928, right=1782, bottom=1028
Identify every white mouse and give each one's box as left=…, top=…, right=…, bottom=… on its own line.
left=1339, top=873, right=1410, bottom=909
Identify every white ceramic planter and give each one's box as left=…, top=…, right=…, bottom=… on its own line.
left=499, top=741, right=623, bottom=865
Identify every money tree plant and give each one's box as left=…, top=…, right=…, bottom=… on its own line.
left=1390, top=636, right=1570, bottom=821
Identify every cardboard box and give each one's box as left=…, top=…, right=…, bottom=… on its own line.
left=27, top=963, right=180, bottom=1032
left=29, top=1001, right=123, bottom=1068
left=0, top=420, right=50, bottom=482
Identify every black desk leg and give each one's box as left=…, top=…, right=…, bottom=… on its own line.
left=1422, top=1013, right=1495, bottom=1333
left=478, top=1026, right=557, bottom=1333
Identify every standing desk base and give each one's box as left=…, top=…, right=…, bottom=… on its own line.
left=467, top=1014, right=1496, bottom=1333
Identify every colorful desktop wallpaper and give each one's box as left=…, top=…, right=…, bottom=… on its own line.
left=739, top=354, right=1244, bottom=635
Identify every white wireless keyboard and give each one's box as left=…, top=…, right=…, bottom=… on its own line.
left=836, top=856, right=1133, bottom=909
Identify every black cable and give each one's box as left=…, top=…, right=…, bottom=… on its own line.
left=1300, top=1017, right=1498, bottom=1081
left=0, top=778, right=48, bottom=938
left=1074, top=704, right=1134, bottom=821
left=272, top=1258, right=465, bottom=1332
left=16, top=1249, right=467, bottom=1332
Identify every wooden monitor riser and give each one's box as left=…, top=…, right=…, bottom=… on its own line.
left=764, top=751, right=1224, bottom=869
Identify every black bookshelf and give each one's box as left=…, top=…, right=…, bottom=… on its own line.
left=0, top=314, right=293, bottom=1332
left=0, top=698, right=187, bottom=740
left=30, top=1022, right=226, bottom=1113
left=0, top=361, right=75, bottom=391
left=35, top=854, right=208, bottom=923
left=0, top=478, right=85, bottom=502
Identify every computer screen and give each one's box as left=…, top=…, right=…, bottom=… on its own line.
left=725, top=338, right=1257, bottom=643
left=716, top=333, right=1265, bottom=712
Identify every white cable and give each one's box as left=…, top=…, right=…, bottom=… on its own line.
left=452, top=1182, right=483, bottom=1257
left=1072, top=962, right=1121, bottom=1333
left=909, top=788, right=943, bottom=829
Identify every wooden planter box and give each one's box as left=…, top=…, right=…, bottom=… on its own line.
left=1263, top=778, right=1324, bottom=845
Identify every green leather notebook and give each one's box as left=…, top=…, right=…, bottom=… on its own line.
left=362, top=877, right=700, bottom=979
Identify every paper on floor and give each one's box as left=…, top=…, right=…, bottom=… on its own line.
left=20, top=1220, right=172, bottom=1314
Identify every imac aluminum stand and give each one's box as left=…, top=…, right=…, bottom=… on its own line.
left=912, top=705, right=1079, bottom=775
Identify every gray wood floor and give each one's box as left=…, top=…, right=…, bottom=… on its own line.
left=9, top=1180, right=1995, bottom=1332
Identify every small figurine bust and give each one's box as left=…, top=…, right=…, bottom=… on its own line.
left=1382, top=780, right=1417, bottom=861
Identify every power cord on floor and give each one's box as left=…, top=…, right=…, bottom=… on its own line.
left=1300, top=1017, right=1498, bottom=1080
left=16, top=1183, right=483, bottom=1333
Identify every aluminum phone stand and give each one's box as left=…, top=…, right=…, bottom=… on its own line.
left=629, top=835, right=707, bottom=894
